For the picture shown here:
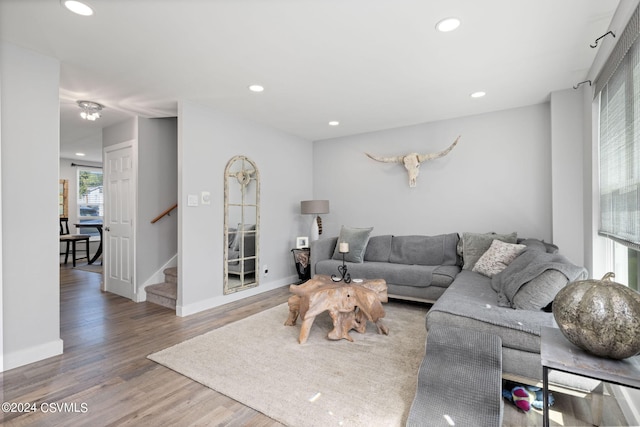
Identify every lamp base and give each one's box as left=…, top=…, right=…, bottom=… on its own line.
left=310, top=216, right=320, bottom=241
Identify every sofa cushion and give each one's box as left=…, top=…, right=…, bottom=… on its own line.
left=389, top=233, right=458, bottom=266
left=460, top=232, right=517, bottom=270
left=492, top=248, right=588, bottom=308
left=426, top=270, right=555, bottom=353
left=332, top=226, right=373, bottom=263
left=472, top=239, right=526, bottom=277
left=314, top=260, right=459, bottom=288
left=512, top=269, right=569, bottom=311
left=364, top=235, right=393, bottom=262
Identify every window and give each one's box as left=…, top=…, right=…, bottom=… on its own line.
left=77, top=168, right=103, bottom=235
left=598, top=7, right=640, bottom=251
left=597, top=4, right=640, bottom=290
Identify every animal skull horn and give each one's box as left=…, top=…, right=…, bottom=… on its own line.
left=365, top=136, right=460, bottom=188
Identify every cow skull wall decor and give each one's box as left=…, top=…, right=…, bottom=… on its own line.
left=365, top=136, right=460, bottom=188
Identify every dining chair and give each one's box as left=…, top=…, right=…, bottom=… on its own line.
left=59, top=218, right=91, bottom=267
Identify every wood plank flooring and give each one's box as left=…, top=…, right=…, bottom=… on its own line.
left=0, top=265, right=631, bottom=426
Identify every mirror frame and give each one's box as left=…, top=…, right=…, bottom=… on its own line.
left=223, top=155, right=260, bottom=295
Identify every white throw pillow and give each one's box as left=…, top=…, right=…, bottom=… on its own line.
left=472, top=239, right=526, bottom=277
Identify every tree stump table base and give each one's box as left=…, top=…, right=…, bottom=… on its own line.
left=284, top=275, right=388, bottom=344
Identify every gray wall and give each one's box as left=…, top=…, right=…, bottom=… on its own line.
left=103, top=116, right=179, bottom=296
left=137, top=117, right=178, bottom=287
left=1, top=42, right=62, bottom=370
left=178, top=101, right=313, bottom=315
left=313, top=104, right=553, bottom=243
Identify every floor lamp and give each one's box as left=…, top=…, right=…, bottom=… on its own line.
left=301, top=200, right=330, bottom=241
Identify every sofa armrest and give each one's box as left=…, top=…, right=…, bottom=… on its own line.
left=310, top=237, right=338, bottom=277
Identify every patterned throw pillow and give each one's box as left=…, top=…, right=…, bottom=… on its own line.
left=472, top=239, right=526, bottom=277
left=460, top=231, right=518, bottom=270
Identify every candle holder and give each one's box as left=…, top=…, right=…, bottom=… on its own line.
left=332, top=252, right=351, bottom=283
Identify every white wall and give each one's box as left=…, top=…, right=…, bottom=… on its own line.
left=550, top=89, right=585, bottom=266
left=1, top=42, right=62, bottom=371
left=178, top=101, right=313, bottom=315
left=313, top=104, right=553, bottom=242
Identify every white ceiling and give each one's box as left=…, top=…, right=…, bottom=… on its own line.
left=0, top=0, right=623, bottom=163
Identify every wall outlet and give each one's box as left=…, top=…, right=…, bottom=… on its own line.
left=263, top=264, right=269, bottom=277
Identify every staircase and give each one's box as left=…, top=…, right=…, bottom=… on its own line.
left=145, top=267, right=177, bottom=310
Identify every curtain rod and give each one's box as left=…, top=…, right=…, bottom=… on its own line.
left=71, top=163, right=102, bottom=169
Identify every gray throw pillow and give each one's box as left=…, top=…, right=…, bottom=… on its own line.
left=332, top=226, right=373, bottom=263
left=364, top=235, right=393, bottom=262
left=461, top=231, right=517, bottom=270
left=518, top=238, right=559, bottom=254
left=513, top=269, right=568, bottom=310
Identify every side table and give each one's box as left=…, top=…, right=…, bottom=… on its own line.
left=541, top=326, right=640, bottom=427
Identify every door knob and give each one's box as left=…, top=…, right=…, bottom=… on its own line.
left=104, top=226, right=110, bottom=232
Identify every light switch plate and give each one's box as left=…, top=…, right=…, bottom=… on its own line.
left=187, top=194, right=199, bottom=207
left=201, top=191, right=211, bottom=205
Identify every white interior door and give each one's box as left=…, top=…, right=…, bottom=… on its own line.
left=103, top=141, right=136, bottom=299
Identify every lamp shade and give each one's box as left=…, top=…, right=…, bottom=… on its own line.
left=301, top=200, right=330, bottom=215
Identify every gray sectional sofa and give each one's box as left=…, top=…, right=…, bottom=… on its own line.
left=311, top=233, right=460, bottom=302
left=310, top=230, right=598, bottom=390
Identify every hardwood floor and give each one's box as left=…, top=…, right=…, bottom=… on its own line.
left=0, top=265, right=631, bottom=426
left=2, top=265, right=288, bottom=427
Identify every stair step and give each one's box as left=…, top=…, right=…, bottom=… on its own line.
left=146, top=282, right=177, bottom=310
left=163, top=267, right=177, bottom=284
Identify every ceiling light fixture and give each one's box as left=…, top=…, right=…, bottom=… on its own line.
left=75, top=152, right=86, bottom=157
left=248, top=84, right=265, bottom=93
left=77, top=100, right=103, bottom=121
left=62, top=0, right=94, bottom=16
left=436, top=17, right=461, bottom=32
left=470, top=91, right=486, bottom=98
left=328, top=121, right=340, bottom=126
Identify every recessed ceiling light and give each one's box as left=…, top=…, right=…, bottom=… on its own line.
left=62, top=1, right=94, bottom=16
left=328, top=121, right=340, bottom=126
left=75, top=152, right=86, bottom=157
left=248, top=84, right=264, bottom=93
left=436, top=17, right=461, bottom=32
left=470, top=91, right=486, bottom=98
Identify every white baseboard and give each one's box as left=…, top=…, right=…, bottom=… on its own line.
left=176, top=275, right=296, bottom=317
left=135, top=254, right=178, bottom=303
left=611, top=384, right=640, bottom=426
left=2, top=339, right=64, bottom=372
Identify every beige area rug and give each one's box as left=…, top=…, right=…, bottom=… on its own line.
left=148, top=302, right=428, bottom=426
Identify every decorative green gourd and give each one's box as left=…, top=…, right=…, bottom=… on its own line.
left=553, top=272, right=640, bottom=359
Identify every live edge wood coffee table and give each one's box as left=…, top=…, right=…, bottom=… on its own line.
left=284, top=274, right=389, bottom=344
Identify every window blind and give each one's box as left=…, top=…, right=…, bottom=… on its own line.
left=597, top=4, right=640, bottom=250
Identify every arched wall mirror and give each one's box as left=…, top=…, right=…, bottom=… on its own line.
left=224, top=155, right=260, bottom=295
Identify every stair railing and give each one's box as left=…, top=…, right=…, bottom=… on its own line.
left=151, top=203, right=178, bottom=224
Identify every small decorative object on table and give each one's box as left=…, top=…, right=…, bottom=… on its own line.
left=296, top=236, right=309, bottom=249
left=332, top=242, right=351, bottom=283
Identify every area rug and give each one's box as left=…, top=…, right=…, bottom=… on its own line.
left=148, top=302, right=428, bottom=426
